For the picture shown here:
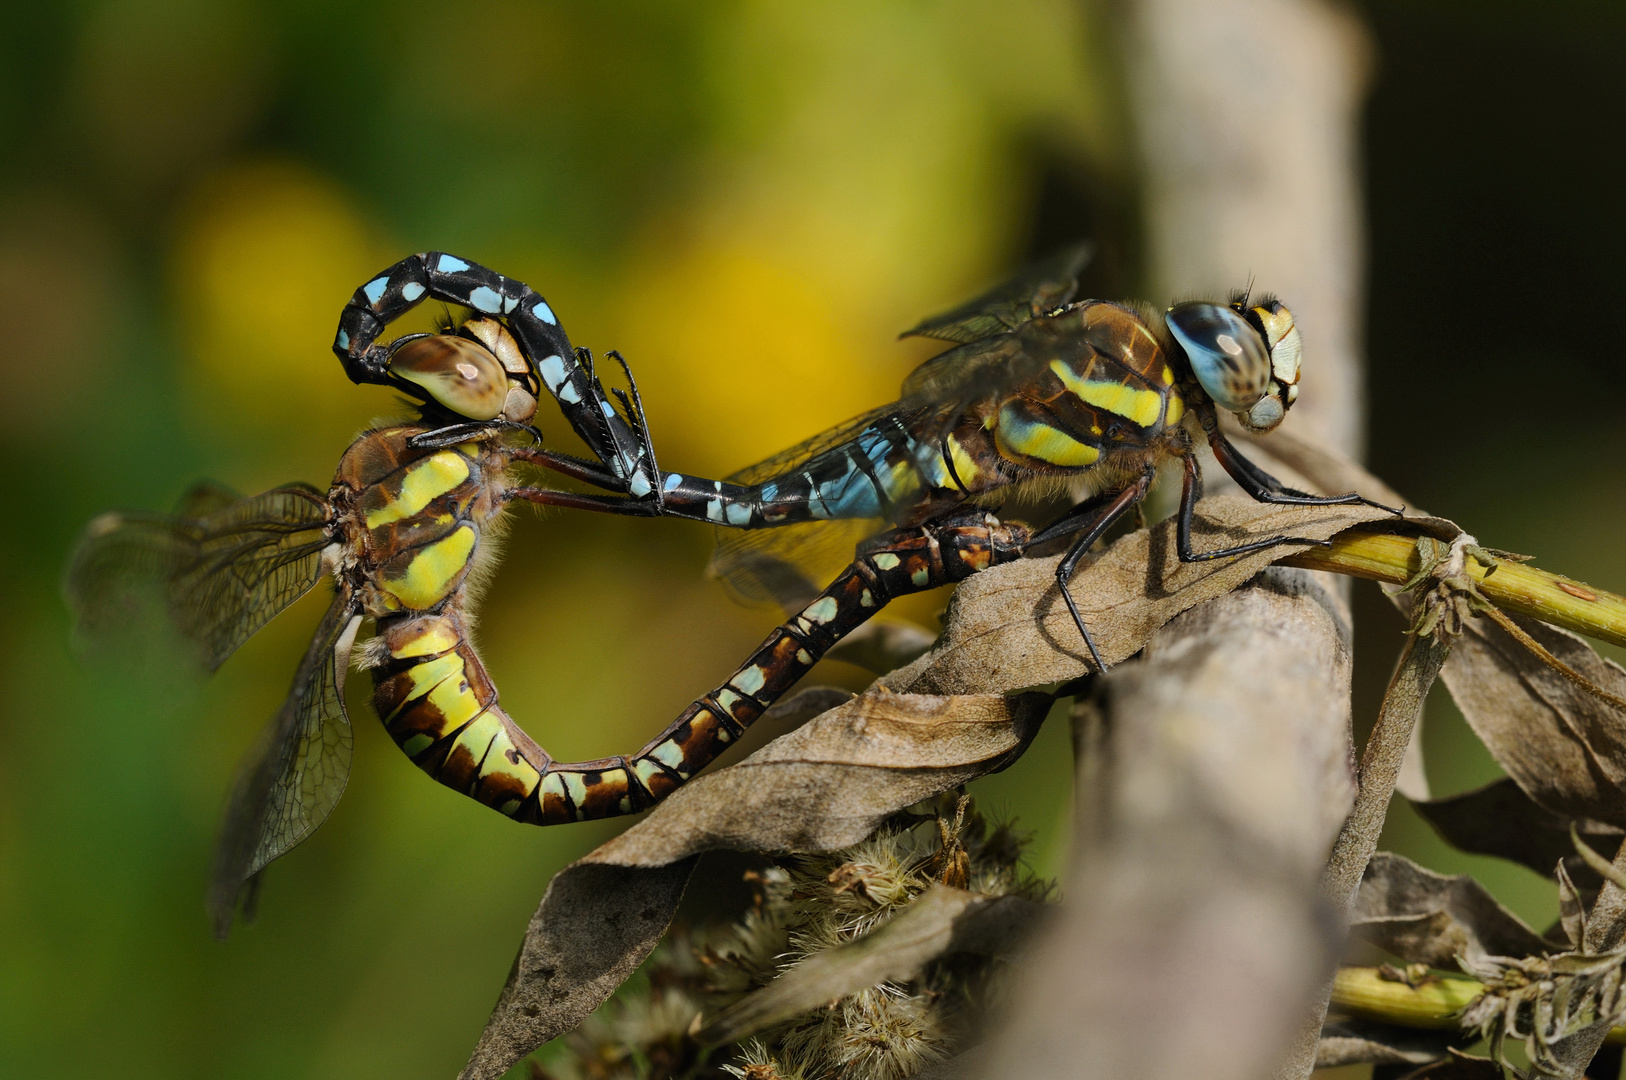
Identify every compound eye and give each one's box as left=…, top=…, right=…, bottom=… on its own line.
left=1250, top=300, right=1302, bottom=389
left=388, top=335, right=508, bottom=420
left=1166, top=302, right=1272, bottom=413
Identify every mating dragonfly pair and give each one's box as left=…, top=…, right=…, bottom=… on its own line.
left=66, top=246, right=1391, bottom=934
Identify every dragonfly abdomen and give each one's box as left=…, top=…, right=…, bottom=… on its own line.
left=655, top=413, right=977, bottom=528
left=373, top=613, right=551, bottom=819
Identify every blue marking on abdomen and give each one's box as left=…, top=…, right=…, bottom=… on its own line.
left=818, top=460, right=883, bottom=518
left=437, top=254, right=470, bottom=273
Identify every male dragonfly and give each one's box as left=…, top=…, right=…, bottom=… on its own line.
left=65, top=253, right=1026, bottom=935
left=548, top=243, right=1398, bottom=669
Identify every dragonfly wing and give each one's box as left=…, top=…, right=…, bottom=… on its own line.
left=209, top=592, right=360, bottom=938
left=66, top=482, right=333, bottom=671
left=899, top=242, right=1093, bottom=344
left=711, top=516, right=882, bottom=610
left=710, top=404, right=912, bottom=610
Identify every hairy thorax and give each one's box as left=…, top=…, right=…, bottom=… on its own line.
left=329, top=426, right=510, bottom=620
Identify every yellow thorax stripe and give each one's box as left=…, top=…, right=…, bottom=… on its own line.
left=1049, top=359, right=1164, bottom=428
left=381, top=526, right=477, bottom=609
left=994, top=407, right=1100, bottom=468
left=366, top=452, right=471, bottom=530
left=942, top=435, right=982, bottom=488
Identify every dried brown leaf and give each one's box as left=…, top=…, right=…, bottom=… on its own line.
left=698, top=884, right=1048, bottom=1046
left=882, top=494, right=1391, bottom=695
left=1354, top=852, right=1551, bottom=970
left=1440, top=614, right=1626, bottom=828
left=1413, top=778, right=1620, bottom=888
left=1315, top=1018, right=1455, bottom=1068
left=458, top=688, right=1051, bottom=1080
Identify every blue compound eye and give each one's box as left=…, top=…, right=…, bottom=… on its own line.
left=1166, top=302, right=1272, bottom=413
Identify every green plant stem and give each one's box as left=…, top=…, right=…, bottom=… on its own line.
left=1331, top=966, right=1626, bottom=1046
left=1279, top=529, right=1626, bottom=649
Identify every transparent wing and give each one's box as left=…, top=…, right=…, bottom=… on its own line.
left=710, top=406, right=901, bottom=610
left=724, top=403, right=904, bottom=486
left=899, top=242, right=1093, bottom=344
left=711, top=516, right=883, bottom=611
left=209, top=593, right=359, bottom=938
left=898, top=331, right=1042, bottom=408
left=66, top=483, right=333, bottom=671
left=711, top=403, right=966, bottom=611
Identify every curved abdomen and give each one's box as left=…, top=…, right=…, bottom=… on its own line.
left=368, top=509, right=1029, bottom=826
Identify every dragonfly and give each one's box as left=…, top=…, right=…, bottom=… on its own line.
left=544, top=243, right=1398, bottom=669
left=65, top=253, right=1026, bottom=936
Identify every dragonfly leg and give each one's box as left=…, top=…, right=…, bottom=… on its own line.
left=406, top=419, right=544, bottom=450
left=505, top=486, right=663, bottom=517
left=1040, top=466, right=1158, bottom=671
left=1175, top=450, right=1333, bottom=562
left=1206, top=425, right=1402, bottom=515
left=511, top=445, right=640, bottom=492
left=332, top=252, right=657, bottom=493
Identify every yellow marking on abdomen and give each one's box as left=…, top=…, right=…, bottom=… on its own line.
left=1049, top=359, right=1164, bottom=429
left=390, top=617, right=462, bottom=659
left=426, top=659, right=484, bottom=728
left=365, top=452, right=471, bottom=529
left=994, top=405, right=1100, bottom=468
left=446, top=711, right=502, bottom=774
left=381, top=526, right=476, bottom=609
left=381, top=652, right=463, bottom=722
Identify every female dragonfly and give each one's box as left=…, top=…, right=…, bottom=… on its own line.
left=66, top=253, right=1027, bottom=935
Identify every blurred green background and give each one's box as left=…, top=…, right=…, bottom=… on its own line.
left=0, top=2, right=1621, bottom=1077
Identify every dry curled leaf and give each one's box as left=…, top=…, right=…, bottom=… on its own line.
left=1439, top=614, right=1626, bottom=829
left=459, top=688, right=1051, bottom=1080
left=1354, top=853, right=1551, bottom=970
left=882, top=494, right=1391, bottom=695
left=1253, top=429, right=1626, bottom=831
left=698, top=884, right=1049, bottom=1047
left=1315, top=1018, right=1457, bottom=1068
left=1413, top=778, right=1621, bottom=889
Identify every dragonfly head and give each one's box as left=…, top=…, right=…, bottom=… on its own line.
left=1166, top=297, right=1301, bottom=434
left=385, top=317, right=539, bottom=424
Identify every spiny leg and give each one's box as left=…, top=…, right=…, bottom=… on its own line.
left=1205, top=425, right=1402, bottom=514
left=511, top=445, right=639, bottom=491
left=1035, top=467, right=1158, bottom=671
left=406, top=419, right=543, bottom=450
left=506, top=485, right=662, bottom=517
left=1174, top=451, right=1333, bottom=563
